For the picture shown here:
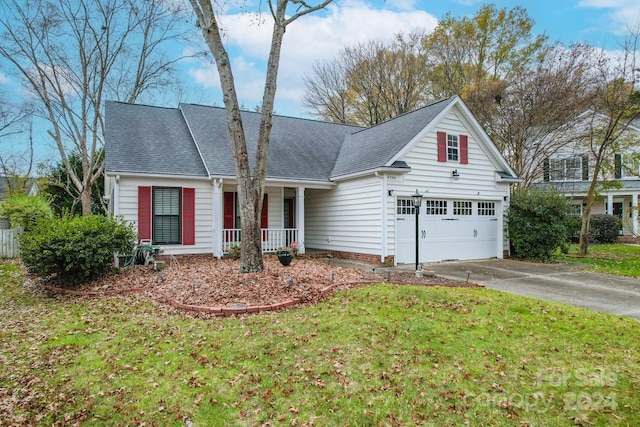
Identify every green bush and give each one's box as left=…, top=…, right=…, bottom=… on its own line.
left=20, top=215, right=136, bottom=285
left=508, top=189, right=573, bottom=261
left=589, top=214, right=620, bottom=243
left=0, top=195, right=53, bottom=232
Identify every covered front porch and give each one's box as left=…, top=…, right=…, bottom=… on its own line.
left=211, top=181, right=308, bottom=257
left=222, top=228, right=299, bottom=254
left=570, top=187, right=640, bottom=236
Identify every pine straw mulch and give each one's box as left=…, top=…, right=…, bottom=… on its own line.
left=30, top=255, right=478, bottom=316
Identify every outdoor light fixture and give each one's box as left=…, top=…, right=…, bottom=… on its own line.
left=412, top=189, right=423, bottom=272
left=452, top=169, right=460, bottom=178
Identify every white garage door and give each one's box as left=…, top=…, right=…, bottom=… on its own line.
left=396, top=198, right=499, bottom=264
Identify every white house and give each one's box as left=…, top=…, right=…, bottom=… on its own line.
left=104, top=96, right=519, bottom=265
left=534, top=114, right=640, bottom=237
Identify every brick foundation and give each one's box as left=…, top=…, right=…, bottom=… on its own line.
left=307, top=250, right=393, bottom=266
left=618, top=236, right=640, bottom=244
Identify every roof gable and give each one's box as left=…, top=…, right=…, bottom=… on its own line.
left=105, top=101, right=209, bottom=177
left=330, top=97, right=456, bottom=178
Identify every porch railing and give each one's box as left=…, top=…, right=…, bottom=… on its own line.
left=222, top=228, right=298, bottom=254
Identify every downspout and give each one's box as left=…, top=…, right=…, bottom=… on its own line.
left=114, top=175, right=120, bottom=216
left=375, top=172, right=387, bottom=263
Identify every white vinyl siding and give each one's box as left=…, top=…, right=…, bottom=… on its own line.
left=305, top=176, right=384, bottom=256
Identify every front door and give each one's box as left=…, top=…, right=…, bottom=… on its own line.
left=284, top=198, right=295, bottom=244
left=613, top=202, right=623, bottom=234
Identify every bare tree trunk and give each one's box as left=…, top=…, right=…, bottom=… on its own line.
left=189, top=0, right=332, bottom=273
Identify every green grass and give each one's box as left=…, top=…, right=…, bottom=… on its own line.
left=556, top=243, right=640, bottom=277
left=1, top=259, right=639, bottom=426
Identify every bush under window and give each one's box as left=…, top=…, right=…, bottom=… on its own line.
left=20, top=215, right=136, bottom=285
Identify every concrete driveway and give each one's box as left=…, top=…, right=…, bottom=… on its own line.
left=425, top=259, right=640, bottom=320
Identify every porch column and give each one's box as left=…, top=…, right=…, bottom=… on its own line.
left=296, top=187, right=305, bottom=254
left=212, top=179, right=224, bottom=258
left=113, top=175, right=120, bottom=216
left=607, top=194, right=614, bottom=215
left=633, top=193, right=638, bottom=236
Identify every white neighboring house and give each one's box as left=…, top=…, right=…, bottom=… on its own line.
left=104, top=96, right=519, bottom=265
left=533, top=114, right=640, bottom=238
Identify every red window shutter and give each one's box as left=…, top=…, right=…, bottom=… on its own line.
left=261, top=194, right=268, bottom=241
left=138, top=186, right=152, bottom=243
left=223, top=192, right=235, bottom=229
left=182, top=188, right=195, bottom=245
left=460, top=135, right=468, bottom=164
left=260, top=194, right=268, bottom=228
left=437, top=131, right=447, bottom=162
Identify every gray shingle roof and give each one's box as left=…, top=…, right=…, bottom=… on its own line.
left=105, top=102, right=208, bottom=177
left=178, top=104, right=363, bottom=181
left=330, top=97, right=456, bottom=177
left=105, top=96, right=480, bottom=183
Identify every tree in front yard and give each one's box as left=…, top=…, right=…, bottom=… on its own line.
left=188, top=0, right=333, bottom=273
left=576, top=30, right=640, bottom=255
left=508, top=188, right=573, bottom=261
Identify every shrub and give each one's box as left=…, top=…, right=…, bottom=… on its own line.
left=20, top=215, right=136, bottom=285
left=0, top=194, right=53, bottom=232
left=589, top=214, right=620, bottom=244
left=508, top=189, right=573, bottom=261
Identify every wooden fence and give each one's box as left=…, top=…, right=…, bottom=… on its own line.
left=0, top=228, right=21, bottom=258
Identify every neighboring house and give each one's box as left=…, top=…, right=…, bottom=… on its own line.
left=104, top=96, right=519, bottom=265
left=534, top=115, right=640, bottom=237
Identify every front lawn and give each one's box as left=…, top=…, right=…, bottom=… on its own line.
left=555, top=243, right=640, bottom=277
left=1, top=259, right=639, bottom=426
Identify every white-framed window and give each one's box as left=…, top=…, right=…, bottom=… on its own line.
left=620, top=154, right=640, bottom=178
left=477, top=202, right=496, bottom=216
left=549, top=157, right=582, bottom=181
left=570, top=204, right=582, bottom=216
left=453, top=200, right=472, bottom=215
left=425, top=199, right=447, bottom=215
left=447, top=134, right=459, bottom=161
left=397, top=198, right=415, bottom=215
left=153, top=187, right=181, bottom=244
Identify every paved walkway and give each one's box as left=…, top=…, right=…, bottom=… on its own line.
left=419, top=259, right=640, bottom=320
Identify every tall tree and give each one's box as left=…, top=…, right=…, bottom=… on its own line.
left=471, top=43, right=597, bottom=187
left=304, top=31, right=431, bottom=126
left=189, top=0, right=332, bottom=273
left=577, top=31, right=640, bottom=255
left=0, top=0, right=191, bottom=215
left=424, top=4, right=547, bottom=99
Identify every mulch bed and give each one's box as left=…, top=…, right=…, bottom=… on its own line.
left=28, top=255, right=479, bottom=316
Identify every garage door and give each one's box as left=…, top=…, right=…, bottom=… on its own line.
left=396, top=198, right=499, bottom=264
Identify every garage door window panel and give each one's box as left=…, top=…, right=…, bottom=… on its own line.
left=478, top=202, right=496, bottom=216
left=453, top=201, right=472, bottom=216
left=397, top=198, right=416, bottom=215
left=425, top=199, right=447, bottom=215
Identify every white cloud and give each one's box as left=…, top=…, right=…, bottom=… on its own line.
left=0, top=72, right=8, bottom=85
left=578, top=0, right=640, bottom=35
left=186, top=0, right=438, bottom=115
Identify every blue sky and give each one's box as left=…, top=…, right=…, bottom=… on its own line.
left=1, top=0, right=638, bottom=166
